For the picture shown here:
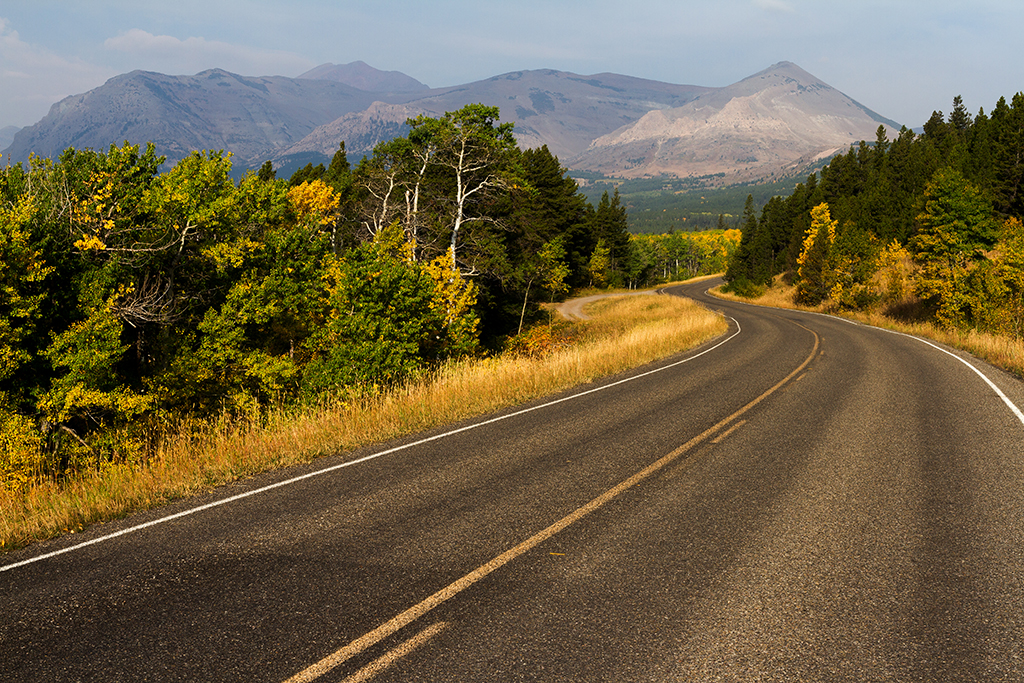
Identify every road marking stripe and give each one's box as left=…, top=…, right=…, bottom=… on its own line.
left=282, top=324, right=820, bottom=683
left=338, top=622, right=447, bottom=683
left=709, top=287, right=1024, bottom=427
left=883, top=330, right=1024, bottom=427
left=2, top=317, right=742, bottom=574
left=712, top=419, right=747, bottom=444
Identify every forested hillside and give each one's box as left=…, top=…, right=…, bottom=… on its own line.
left=727, top=93, right=1024, bottom=339
left=0, top=104, right=735, bottom=488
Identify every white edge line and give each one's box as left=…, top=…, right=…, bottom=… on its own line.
left=706, top=287, right=1024, bottom=427
left=1, top=316, right=742, bottom=574
left=880, top=328, right=1024, bottom=426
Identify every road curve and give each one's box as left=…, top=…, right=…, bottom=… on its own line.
left=553, top=288, right=661, bottom=321
left=3, top=278, right=1024, bottom=682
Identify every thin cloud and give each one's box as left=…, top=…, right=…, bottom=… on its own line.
left=104, top=29, right=314, bottom=77
left=0, top=17, right=114, bottom=126
left=753, top=0, right=796, bottom=12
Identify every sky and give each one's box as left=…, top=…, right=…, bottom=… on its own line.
left=1, top=0, right=1022, bottom=132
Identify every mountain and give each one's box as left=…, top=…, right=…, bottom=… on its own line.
left=299, top=61, right=429, bottom=92
left=0, top=126, right=20, bottom=152
left=278, top=69, right=711, bottom=163
left=2, top=62, right=901, bottom=184
left=1, top=69, right=423, bottom=168
left=569, top=62, right=902, bottom=182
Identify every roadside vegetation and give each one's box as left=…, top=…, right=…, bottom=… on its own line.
left=714, top=278, right=1024, bottom=379
left=0, top=101, right=737, bottom=549
left=723, top=93, right=1024, bottom=379
left=1, top=291, right=724, bottom=551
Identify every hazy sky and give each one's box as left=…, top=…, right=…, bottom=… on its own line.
left=1, top=0, right=1021, bottom=131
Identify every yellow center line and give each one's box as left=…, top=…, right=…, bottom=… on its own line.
left=283, top=324, right=821, bottom=683
left=711, top=419, right=747, bottom=444
left=340, top=622, right=448, bottom=683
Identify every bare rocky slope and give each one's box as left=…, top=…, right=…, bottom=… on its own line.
left=278, top=69, right=710, bottom=163
left=570, top=62, right=901, bottom=182
left=1, top=69, right=407, bottom=168
left=3, top=62, right=901, bottom=182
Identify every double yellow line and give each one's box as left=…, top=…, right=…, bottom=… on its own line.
left=285, top=322, right=820, bottom=682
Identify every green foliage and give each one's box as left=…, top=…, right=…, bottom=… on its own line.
left=588, top=239, right=611, bottom=288
left=723, top=89, right=1024, bottom=341
left=0, top=193, right=49, bottom=389
left=538, top=238, right=572, bottom=298
left=632, top=230, right=740, bottom=285
left=288, top=162, right=326, bottom=187
left=994, top=217, right=1024, bottom=337
left=0, top=104, right=662, bottom=488
left=721, top=276, right=765, bottom=299
left=256, top=160, right=276, bottom=182
left=37, top=287, right=154, bottom=469
left=911, top=168, right=999, bottom=327
left=303, top=230, right=444, bottom=393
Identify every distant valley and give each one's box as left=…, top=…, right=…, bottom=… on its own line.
left=2, top=60, right=901, bottom=186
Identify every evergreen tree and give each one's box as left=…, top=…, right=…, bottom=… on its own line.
left=322, top=142, right=351, bottom=188
left=257, top=160, right=276, bottom=182
left=288, top=162, right=325, bottom=187
left=587, top=189, right=630, bottom=285
left=948, top=95, right=973, bottom=137
left=911, top=167, right=999, bottom=327
left=515, top=145, right=592, bottom=285
left=990, top=94, right=1024, bottom=218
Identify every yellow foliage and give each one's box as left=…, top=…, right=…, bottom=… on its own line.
left=1, top=194, right=49, bottom=282
left=0, top=408, right=42, bottom=491
left=798, top=204, right=836, bottom=269
left=202, top=238, right=263, bottom=271
left=73, top=171, right=117, bottom=234
left=424, top=249, right=478, bottom=330
left=74, top=234, right=108, bottom=251
left=0, top=192, right=36, bottom=227
left=287, top=179, right=339, bottom=226
left=876, top=239, right=914, bottom=302
left=796, top=203, right=841, bottom=303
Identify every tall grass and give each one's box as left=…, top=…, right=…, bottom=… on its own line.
left=714, top=280, right=1024, bottom=379
left=0, top=292, right=725, bottom=552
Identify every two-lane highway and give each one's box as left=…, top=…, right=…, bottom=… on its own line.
left=3, top=279, right=1024, bottom=682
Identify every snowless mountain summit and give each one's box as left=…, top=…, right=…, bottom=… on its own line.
left=569, top=61, right=902, bottom=182
left=3, top=61, right=900, bottom=183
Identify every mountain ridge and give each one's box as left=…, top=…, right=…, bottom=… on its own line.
left=3, top=62, right=902, bottom=184
left=569, top=61, right=901, bottom=182
left=298, top=61, right=430, bottom=92
left=279, top=68, right=711, bottom=165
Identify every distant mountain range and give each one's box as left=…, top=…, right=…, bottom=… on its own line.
left=573, top=62, right=901, bottom=183
left=298, top=61, right=429, bottom=93
left=2, top=61, right=901, bottom=184
left=0, top=125, right=19, bottom=152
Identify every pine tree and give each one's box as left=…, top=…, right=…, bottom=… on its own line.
left=796, top=203, right=838, bottom=304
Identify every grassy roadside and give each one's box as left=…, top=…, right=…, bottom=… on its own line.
left=1, top=287, right=727, bottom=553
left=712, top=280, right=1024, bottom=380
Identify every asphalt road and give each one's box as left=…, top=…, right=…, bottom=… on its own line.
left=3, top=279, right=1024, bottom=682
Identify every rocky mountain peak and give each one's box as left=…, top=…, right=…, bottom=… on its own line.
left=2, top=62, right=899, bottom=185
left=298, top=61, right=429, bottom=93
left=569, top=62, right=901, bottom=182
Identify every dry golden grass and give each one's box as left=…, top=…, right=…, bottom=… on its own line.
left=0, top=291, right=725, bottom=552
left=847, top=311, right=1024, bottom=378
left=713, top=280, right=1024, bottom=379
